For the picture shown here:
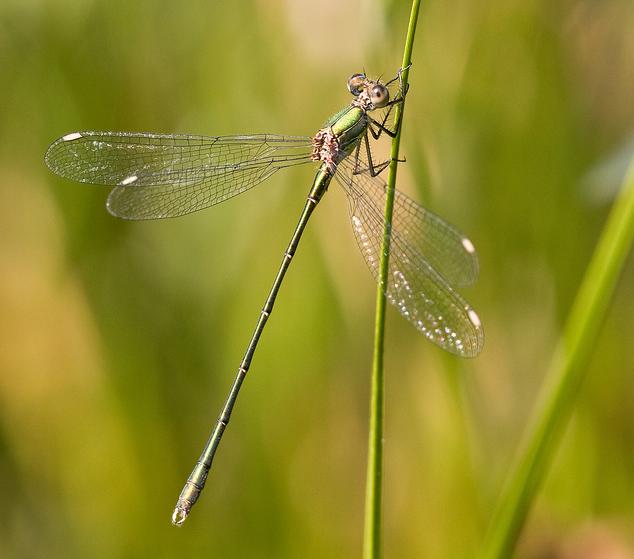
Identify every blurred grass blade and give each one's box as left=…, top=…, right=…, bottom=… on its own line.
left=479, top=157, right=634, bottom=559
left=363, top=1, right=421, bottom=558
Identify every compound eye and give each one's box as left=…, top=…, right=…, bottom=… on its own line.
left=347, top=73, right=366, bottom=96
left=369, top=84, right=389, bottom=108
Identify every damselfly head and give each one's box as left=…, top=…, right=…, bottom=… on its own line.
left=348, top=73, right=391, bottom=110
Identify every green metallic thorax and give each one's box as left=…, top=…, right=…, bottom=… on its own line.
left=309, top=105, right=368, bottom=203
left=327, top=105, right=368, bottom=156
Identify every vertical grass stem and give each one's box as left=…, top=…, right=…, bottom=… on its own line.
left=363, top=2, right=422, bottom=557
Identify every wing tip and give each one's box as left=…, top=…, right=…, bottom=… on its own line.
left=461, top=307, right=484, bottom=358
left=44, top=131, right=87, bottom=176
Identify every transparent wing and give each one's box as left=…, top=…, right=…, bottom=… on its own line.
left=337, top=156, right=479, bottom=287
left=45, top=131, right=313, bottom=219
left=334, top=157, right=483, bottom=357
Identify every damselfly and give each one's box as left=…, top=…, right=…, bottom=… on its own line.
left=45, top=69, right=483, bottom=525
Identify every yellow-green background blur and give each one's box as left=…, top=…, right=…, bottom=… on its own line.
left=1, top=1, right=632, bottom=558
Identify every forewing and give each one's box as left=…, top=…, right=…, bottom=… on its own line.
left=45, top=131, right=313, bottom=219
left=334, top=158, right=483, bottom=357
left=336, top=158, right=479, bottom=287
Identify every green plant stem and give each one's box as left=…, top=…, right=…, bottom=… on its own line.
left=480, top=157, right=634, bottom=559
left=362, top=2, right=421, bottom=558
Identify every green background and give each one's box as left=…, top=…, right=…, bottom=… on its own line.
left=1, top=1, right=632, bottom=557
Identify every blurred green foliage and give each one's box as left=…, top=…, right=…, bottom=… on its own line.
left=0, top=1, right=632, bottom=558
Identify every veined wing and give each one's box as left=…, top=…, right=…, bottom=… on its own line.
left=45, top=131, right=313, bottom=219
left=334, top=157, right=483, bottom=357
left=337, top=157, right=478, bottom=287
